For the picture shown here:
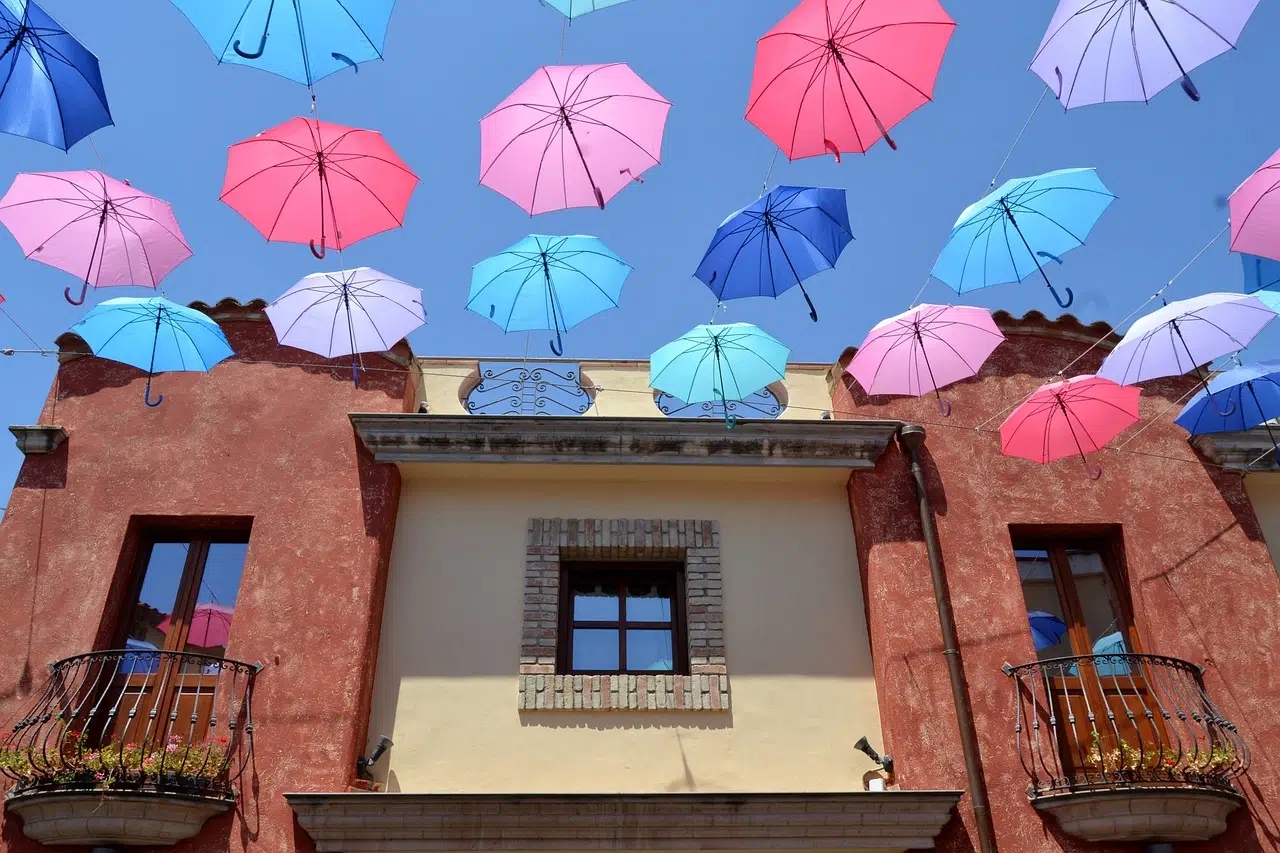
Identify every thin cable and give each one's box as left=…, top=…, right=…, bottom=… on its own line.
left=559, top=17, right=567, bottom=63
left=1111, top=382, right=1202, bottom=449
left=87, top=135, right=106, bottom=170
left=907, top=275, right=933, bottom=310
left=759, top=148, right=780, bottom=197
left=0, top=307, right=46, bottom=351
left=989, top=88, right=1048, bottom=190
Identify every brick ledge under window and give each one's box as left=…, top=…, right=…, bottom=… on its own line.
left=520, top=518, right=727, bottom=711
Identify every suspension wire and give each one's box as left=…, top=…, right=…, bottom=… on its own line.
left=559, top=17, right=567, bottom=63
left=989, top=87, right=1049, bottom=190
left=760, top=148, right=780, bottom=197
left=0, top=306, right=47, bottom=352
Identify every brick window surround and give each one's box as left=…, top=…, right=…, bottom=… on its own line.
left=519, top=518, right=728, bottom=711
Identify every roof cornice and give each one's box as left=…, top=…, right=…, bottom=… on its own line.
left=1194, top=428, right=1279, bottom=471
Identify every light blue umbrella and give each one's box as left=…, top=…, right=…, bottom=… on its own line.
left=71, top=297, right=234, bottom=407
left=541, top=0, right=632, bottom=19
left=1242, top=253, right=1280, bottom=312
left=468, top=235, right=630, bottom=355
left=650, top=323, right=789, bottom=428
left=931, top=167, right=1115, bottom=309
left=169, top=0, right=395, bottom=87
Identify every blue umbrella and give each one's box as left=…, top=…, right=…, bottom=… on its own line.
left=931, top=167, right=1115, bottom=309
left=169, top=0, right=395, bottom=87
left=695, top=186, right=853, bottom=322
left=71, top=297, right=234, bottom=407
left=1176, top=361, right=1280, bottom=458
left=468, top=235, right=630, bottom=355
left=1242, top=253, right=1280, bottom=312
left=650, top=323, right=789, bottom=428
left=541, top=0, right=632, bottom=18
left=1027, top=611, right=1068, bottom=652
left=0, top=0, right=111, bottom=151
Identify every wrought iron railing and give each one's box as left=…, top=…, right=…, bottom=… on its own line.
left=1006, top=653, right=1248, bottom=796
left=0, top=650, right=258, bottom=800
left=466, top=362, right=593, bottom=416
left=654, top=387, right=784, bottom=419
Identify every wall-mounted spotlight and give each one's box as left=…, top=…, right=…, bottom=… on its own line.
left=854, top=735, right=893, bottom=776
left=356, top=735, right=394, bottom=778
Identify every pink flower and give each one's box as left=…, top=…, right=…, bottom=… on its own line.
left=93, top=772, right=105, bottom=781
left=168, top=734, right=182, bottom=744
left=165, top=743, right=180, bottom=753
left=215, top=735, right=229, bottom=745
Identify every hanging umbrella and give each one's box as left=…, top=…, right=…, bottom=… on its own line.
left=650, top=323, right=789, bottom=428
left=931, top=168, right=1115, bottom=309
left=158, top=602, right=234, bottom=649
left=0, top=0, right=111, bottom=150
left=999, top=375, right=1140, bottom=479
left=1028, top=611, right=1068, bottom=652
left=0, top=171, right=191, bottom=305
left=541, top=0, right=631, bottom=18
left=847, top=304, right=1005, bottom=416
left=468, top=235, right=630, bottom=355
left=480, top=63, right=670, bottom=215
left=694, top=186, right=853, bottom=322
left=1031, top=0, right=1260, bottom=108
left=71, top=297, right=234, bottom=407
left=266, top=267, right=425, bottom=386
left=1229, top=147, right=1280, bottom=262
left=1242, top=253, right=1280, bottom=311
left=169, top=0, right=395, bottom=86
left=1097, top=293, right=1276, bottom=411
left=221, top=117, right=418, bottom=258
left=745, top=0, right=955, bottom=160
left=1175, top=360, right=1280, bottom=466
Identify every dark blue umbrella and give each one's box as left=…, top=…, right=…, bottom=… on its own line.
left=1027, top=611, right=1068, bottom=652
left=0, top=0, right=111, bottom=151
left=1175, top=361, right=1280, bottom=452
left=694, top=186, right=853, bottom=322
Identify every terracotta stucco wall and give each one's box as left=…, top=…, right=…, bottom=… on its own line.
left=836, top=313, right=1280, bottom=853
left=0, top=303, right=412, bottom=853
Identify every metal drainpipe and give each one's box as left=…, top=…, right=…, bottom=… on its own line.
left=897, top=424, right=998, bottom=853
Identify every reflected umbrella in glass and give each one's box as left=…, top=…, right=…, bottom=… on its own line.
left=158, top=602, right=234, bottom=650
left=1028, top=611, right=1068, bottom=653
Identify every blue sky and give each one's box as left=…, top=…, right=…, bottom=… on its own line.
left=0, top=0, right=1278, bottom=500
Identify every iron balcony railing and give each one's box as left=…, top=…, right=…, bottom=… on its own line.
left=1006, top=653, right=1248, bottom=796
left=1, top=649, right=258, bottom=800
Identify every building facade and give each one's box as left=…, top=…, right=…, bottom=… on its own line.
left=0, top=301, right=1277, bottom=853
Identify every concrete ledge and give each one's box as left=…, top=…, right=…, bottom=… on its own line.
left=286, top=791, right=962, bottom=852
left=6, top=788, right=233, bottom=846
left=349, top=414, right=903, bottom=468
left=1194, top=428, right=1278, bottom=470
left=9, top=425, right=66, bottom=455
left=1032, top=786, right=1243, bottom=842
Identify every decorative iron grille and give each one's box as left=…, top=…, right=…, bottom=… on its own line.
left=655, top=387, right=784, bottom=419
left=1006, top=653, right=1248, bottom=796
left=0, top=649, right=258, bottom=800
left=466, top=362, right=592, bottom=416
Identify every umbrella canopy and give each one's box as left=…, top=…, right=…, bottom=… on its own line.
left=169, top=0, right=395, bottom=86
left=480, top=64, right=670, bottom=215
left=1028, top=611, right=1068, bottom=652
left=71, top=296, right=234, bottom=407
left=999, top=375, right=1140, bottom=478
left=745, top=0, right=955, bottom=160
left=650, top=323, right=790, bottom=426
left=0, top=170, right=191, bottom=305
left=221, top=117, right=417, bottom=258
left=1175, top=360, right=1280, bottom=436
left=694, top=186, right=853, bottom=322
left=1230, top=147, right=1280, bottom=262
left=931, top=167, right=1115, bottom=309
left=1031, top=0, right=1259, bottom=108
left=847, top=304, right=1005, bottom=415
left=1243, top=253, right=1280, bottom=311
left=0, top=0, right=111, bottom=151
left=158, top=603, right=234, bottom=650
left=541, top=0, right=631, bottom=18
left=468, top=235, right=630, bottom=355
left=267, top=267, right=424, bottom=385
left=1097, top=293, right=1276, bottom=389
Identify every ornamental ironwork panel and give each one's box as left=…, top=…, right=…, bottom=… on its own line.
left=655, top=387, right=783, bottom=419
left=467, top=362, right=592, bottom=416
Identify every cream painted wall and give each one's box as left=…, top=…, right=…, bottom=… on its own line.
left=416, top=358, right=833, bottom=419
left=1246, top=474, right=1280, bottom=573
left=367, top=465, right=883, bottom=794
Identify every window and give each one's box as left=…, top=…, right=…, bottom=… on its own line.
left=558, top=564, right=687, bottom=675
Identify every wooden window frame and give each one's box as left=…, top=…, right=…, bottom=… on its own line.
left=557, top=562, right=689, bottom=676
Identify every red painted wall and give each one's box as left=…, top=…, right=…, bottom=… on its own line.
left=837, top=311, right=1280, bottom=853
left=0, top=300, right=412, bottom=853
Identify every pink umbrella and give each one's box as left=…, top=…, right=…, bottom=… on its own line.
left=0, top=171, right=191, bottom=305
left=999, top=375, right=1140, bottom=480
left=746, top=0, right=955, bottom=161
left=847, top=304, right=1005, bottom=416
left=1230, top=147, right=1280, bottom=261
left=480, top=64, right=671, bottom=215
left=158, top=603, right=234, bottom=649
left=221, top=117, right=418, bottom=259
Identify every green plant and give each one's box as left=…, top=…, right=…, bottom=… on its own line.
left=0, top=731, right=232, bottom=793
left=1082, top=731, right=1237, bottom=776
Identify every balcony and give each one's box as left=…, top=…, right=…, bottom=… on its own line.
left=1, top=649, right=258, bottom=846
left=1006, top=653, right=1248, bottom=843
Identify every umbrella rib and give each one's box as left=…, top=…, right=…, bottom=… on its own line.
left=332, top=0, right=383, bottom=56
left=261, top=162, right=321, bottom=242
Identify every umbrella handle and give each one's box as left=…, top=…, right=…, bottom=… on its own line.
left=1180, top=75, right=1201, bottom=101
left=936, top=398, right=952, bottom=418
left=1214, top=398, right=1237, bottom=418
left=333, top=52, right=358, bottom=72
left=1047, top=282, right=1074, bottom=309
left=723, top=412, right=738, bottom=431
left=233, top=30, right=267, bottom=59
left=310, top=239, right=327, bottom=259
left=1085, top=459, right=1103, bottom=480
left=823, top=139, right=842, bottom=164
left=881, top=129, right=898, bottom=152
left=1036, top=250, right=1064, bottom=265
left=549, top=329, right=564, bottom=356
left=593, top=186, right=605, bottom=210
left=64, top=282, right=88, bottom=306
left=144, top=384, right=163, bottom=408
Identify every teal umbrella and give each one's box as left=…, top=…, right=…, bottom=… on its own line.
left=649, top=323, right=789, bottom=428
left=541, top=0, right=631, bottom=19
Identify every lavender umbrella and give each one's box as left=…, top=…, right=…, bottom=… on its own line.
left=1097, top=293, right=1276, bottom=411
left=266, top=267, right=425, bottom=387
left=1031, top=0, right=1261, bottom=108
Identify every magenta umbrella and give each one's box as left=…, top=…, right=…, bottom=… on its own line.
left=158, top=603, right=234, bottom=649
left=847, top=304, right=1005, bottom=416
left=0, top=171, right=191, bottom=305
left=1230, top=147, right=1280, bottom=261
left=999, top=375, right=1140, bottom=480
left=480, top=64, right=671, bottom=215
